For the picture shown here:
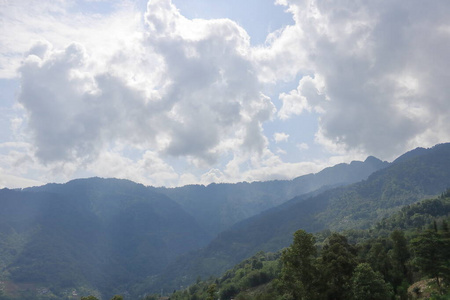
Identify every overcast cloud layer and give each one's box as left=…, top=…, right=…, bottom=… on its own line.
left=0, top=0, right=449, bottom=188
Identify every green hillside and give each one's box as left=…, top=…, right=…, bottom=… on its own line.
left=0, top=178, right=210, bottom=299
left=167, top=193, right=450, bottom=300
left=147, top=143, right=450, bottom=293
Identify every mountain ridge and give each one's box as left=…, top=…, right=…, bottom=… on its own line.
left=155, top=155, right=388, bottom=235
left=0, top=144, right=449, bottom=298
left=145, top=143, right=450, bottom=293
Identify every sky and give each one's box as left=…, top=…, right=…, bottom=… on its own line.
left=0, top=0, right=449, bottom=188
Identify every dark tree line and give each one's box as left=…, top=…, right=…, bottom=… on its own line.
left=168, top=218, right=449, bottom=300
left=280, top=222, right=450, bottom=300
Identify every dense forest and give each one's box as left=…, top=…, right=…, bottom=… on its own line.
left=163, top=192, right=450, bottom=300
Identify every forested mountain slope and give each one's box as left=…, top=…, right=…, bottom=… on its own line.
left=156, top=156, right=388, bottom=235
left=167, top=193, right=450, bottom=300
left=148, top=143, right=450, bottom=293
left=0, top=157, right=387, bottom=299
left=0, top=178, right=210, bottom=298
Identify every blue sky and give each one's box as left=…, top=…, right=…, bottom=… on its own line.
left=0, top=0, right=449, bottom=188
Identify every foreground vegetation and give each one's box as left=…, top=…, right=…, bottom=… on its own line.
left=166, top=193, right=450, bottom=300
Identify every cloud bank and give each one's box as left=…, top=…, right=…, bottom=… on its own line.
left=13, top=0, right=279, bottom=185
left=2, top=0, right=450, bottom=187
left=273, top=0, right=450, bottom=158
left=17, top=0, right=276, bottom=165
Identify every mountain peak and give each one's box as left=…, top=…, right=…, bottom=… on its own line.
left=392, top=147, right=428, bottom=164
left=364, top=155, right=381, bottom=163
left=363, top=156, right=389, bottom=169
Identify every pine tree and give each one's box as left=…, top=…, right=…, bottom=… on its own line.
left=280, top=229, right=321, bottom=300
left=319, top=233, right=358, bottom=299
left=350, top=263, right=393, bottom=300
left=411, top=229, right=446, bottom=293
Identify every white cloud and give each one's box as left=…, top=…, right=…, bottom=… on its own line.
left=296, top=143, right=309, bottom=151
left=0, top=171, right=44, bottom=189
left=4, top=0, right=282, bottom=187
left=252, top=24, right=309, bottom=83
left=14, top=0, right=277, bottom=166
left=274, top=132, right=289, bottom=143
left=178, top=173, right=198, bottom=186
left=200, top=168, right=226, bottom=184
left=271, top=0, right=450, bottom=159
left=276, top=147, right=287, bottom=155
left=0, top=1, right=143, bottom=78
left=1, top=0, right=450, bottom=188
left=0, top=142, right=74, bottom=187
left=86, top=150, right=179, bottom=187
left=144, top=0, right=276, bottom=162
left=237, top=153, right=326, bottom=182
left=278, top=74, right=327, bottom=119
left=200, top=148, right=326, bottom=184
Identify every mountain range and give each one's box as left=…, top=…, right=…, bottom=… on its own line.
left=147, top=143, right=450, bottom=293
left=0, top=143, right=449, bottom=299
left=154, top=155, right=388, bottom=235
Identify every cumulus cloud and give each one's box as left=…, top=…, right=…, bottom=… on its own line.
left=278, top=74, right=327, bottom=119
left=191, top=148, right=325, bottom=184
left=297, top=143, right=309, bottom=151
left=87, top=150, right=179, bottom=187
left=16, top=0, right=275, bottom=171
left=4, top=0, right=450, bottom=188
left=0, top=1, right=142, bottom=78
left=145, top=0, right=276, bottom=160
left=235, top=149, right=325, bottom=182
left=19, top=43, right=149, bottom=163
left=271, top=0, right=450, bottom=159
left=274, top=132, right=289, bottom=143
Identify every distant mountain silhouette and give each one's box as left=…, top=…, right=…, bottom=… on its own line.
left=1, top=178, right=210, bottom=297
left=156, top=156, right=388, bottom=235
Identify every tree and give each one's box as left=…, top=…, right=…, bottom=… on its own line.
left=411, top=229, right=446, bottom=293
left=350, top=263, right=393, bottom=300
left=320, top=233, right=358, bottom=299
left=280, top=229, right=321, bottom=300
left=206, top=283, right=217, bottom=300
left=389, top=230, right=411, bottom=296
left=366, top=241, right=392, bottom=280
left=110, top=296, right=124, bottom=300
left=439, top=220, right=450, bottom=285
left=390, top=230, right=409, bottom=273
left=220, top=283, right=238, bottom=300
